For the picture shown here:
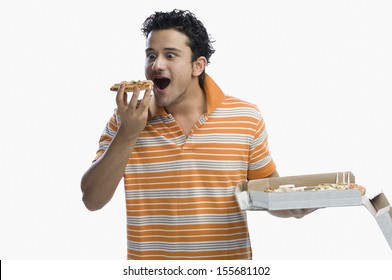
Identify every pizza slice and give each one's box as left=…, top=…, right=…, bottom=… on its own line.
left=265, top=183, right=366, bottom=195
left=110, top=80, right=154, bottom=92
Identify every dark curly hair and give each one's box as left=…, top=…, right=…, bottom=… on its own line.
left=141, top=9, right=215, bottom=87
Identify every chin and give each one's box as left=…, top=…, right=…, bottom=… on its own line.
left=154, top=96, right=169, bottom=107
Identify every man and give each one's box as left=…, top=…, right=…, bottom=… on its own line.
left=81, top=9, right=313, bottom=260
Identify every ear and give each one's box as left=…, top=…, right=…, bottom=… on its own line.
left=192, top=56, right=207, bottom=77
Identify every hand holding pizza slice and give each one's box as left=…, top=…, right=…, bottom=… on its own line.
left=112, top=80, right=153, bottom=140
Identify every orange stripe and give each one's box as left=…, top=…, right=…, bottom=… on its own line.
left=127, top=227, right=249, bottom=236
left=127, top=232, right=249, bottom=242
left=127, top=247, right=251, bottom=258
left=124, top=182, right=241, bottom=189
left=127, top=153, right=248, bottom=162
left=124, top=169, right=247, bottom=178
left=124, top=175, right=244, bottom=184
left=126, top=221, right=248, bottom=231
left=126, top=207, right=241, bottom=216
left=126, top=201, right=240, bottom=210
left=128, top=247, right=252, bottom=260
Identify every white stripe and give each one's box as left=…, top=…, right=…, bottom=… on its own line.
left=126, top=173, right=244, bottom=180
left=125, top=160, right=248, bottom=173
left=125, top=180, right=238, bottom=187
left=126, top=206, right=240, bottom=213
left=126, top=213, right=247, bottom=225
left=127, top=252, right=250, bottom=259
left=125, top=187, right=236, bottom=199
left=127, top=225, right=247, bottom=233
left=127, top=238, right=251, bottom=251
left=127, top=232, right=247, bottom=238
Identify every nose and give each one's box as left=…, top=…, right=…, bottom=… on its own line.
left=151, top=56, right=165, bottom=71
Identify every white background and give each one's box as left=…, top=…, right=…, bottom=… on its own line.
left=1, top=0, right=391, bottom=260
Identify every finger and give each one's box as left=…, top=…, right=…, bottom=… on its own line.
left=138, top=89, right=153, bottom=110
left=116, top=82, right=126, bottom=109
left=290, top=209, right=303, bottom=217
left=123, top=91, right=128, bottom=105
left=129, top=88, right=140, bottom=109
left=293, top=208, right=317, bottom=219
left=305, top=208, right=318, bottom=215
left=120, top=81, right=128, bottom=106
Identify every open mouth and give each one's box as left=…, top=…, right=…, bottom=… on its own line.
left=154, top=78, right=171, bottom=90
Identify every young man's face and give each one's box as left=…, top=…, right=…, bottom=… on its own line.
left=145, top=29, right=201, bottom=108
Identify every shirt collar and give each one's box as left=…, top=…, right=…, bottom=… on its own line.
left=148, top=73, right=225, bottom=119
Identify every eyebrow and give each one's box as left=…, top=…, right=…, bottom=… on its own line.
left=145, top=47, right=182, bottom=53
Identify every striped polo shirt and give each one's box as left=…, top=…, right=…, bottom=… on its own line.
left=95, top=74, right=276, bottom=259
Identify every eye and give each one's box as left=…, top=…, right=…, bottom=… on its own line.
left=166, top=53, right=176, bottom=59
left=146, top=53, right=156, bottom=61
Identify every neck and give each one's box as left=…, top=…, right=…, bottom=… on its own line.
left=165, top=83, right=206, bottom=118
left=164, top=82, right=206, bottom=137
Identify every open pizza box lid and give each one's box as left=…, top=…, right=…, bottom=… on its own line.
left=235, top=171, right=362, bottom=211
left=362, top=192, right=392, bottom=250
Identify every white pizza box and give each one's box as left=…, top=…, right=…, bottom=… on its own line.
left=362, top=192, right=392, bottom=250
left=235, top=171, right=362, bottom=211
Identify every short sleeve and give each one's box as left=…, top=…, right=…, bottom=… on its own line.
left=93, top=109, right=120, bottom=162
left=247, top=110, right=276, bottom=180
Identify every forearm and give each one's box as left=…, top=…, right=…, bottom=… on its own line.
left=81, top=131, right=137, bottom=211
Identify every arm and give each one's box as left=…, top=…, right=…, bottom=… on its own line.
left=80, top=84, right=152, bottom=211
left=246, top=111, right=316, bottom=218
left=80, top=131, right=137, bottom=211
left=267, top=170, right=279, bottom=178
